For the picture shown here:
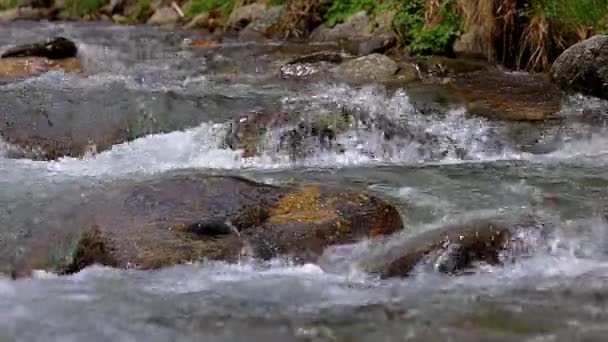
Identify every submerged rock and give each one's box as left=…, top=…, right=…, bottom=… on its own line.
left=331, top=53, right=398, bottom=83
left=363, top=218, right=546, bottom=278
left=551, top=35, right=608, bottom=100
left=449, top=70, right=562, bottom=121
left=0, top=56, right=82, bottom=77
left=1, top=37, right=78, bottom=60
left=3, top=173, right=402, bottom=277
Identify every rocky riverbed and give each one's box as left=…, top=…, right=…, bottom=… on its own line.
left=1, top=20, right=608, bottom=341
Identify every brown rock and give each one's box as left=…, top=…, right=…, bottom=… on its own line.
left=449, top=70, right=562, bottom=121
left=0, top=57, right=82, bottom=77
left=183, top=11, right=210, bottom=29
left=363, top=218, right=546, bottom=278
left=331, top=53, right=398, bottom=83
left=146, top=6, right=180, bottom=27
left=3, top=173, right=403, bottom=276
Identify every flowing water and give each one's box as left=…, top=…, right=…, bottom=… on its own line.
left=2, top=21, right=608, bottom=341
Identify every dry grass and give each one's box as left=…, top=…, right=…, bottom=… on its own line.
left=269, top=0, right=329, bottom=38
left=455, top=0, right=495, bottom=60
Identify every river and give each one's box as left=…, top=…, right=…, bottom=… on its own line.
left=1, top=21, right=608, bottom=341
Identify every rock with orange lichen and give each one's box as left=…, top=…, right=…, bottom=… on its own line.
left=2, top=173, right=403, bottom=277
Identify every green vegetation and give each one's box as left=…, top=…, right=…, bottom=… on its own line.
left=184, top=0, right=235, bottom=19
left=324, top=0, right=376, bottom=27
left=0, top=0, right=17, bottom=10
left=268, top=0, right=286, bottom=6
left=62, top=0, right=108, bottom=17
left=393, top=0, right=461, bottom=55
left=131, top=0, right=153, bottom=22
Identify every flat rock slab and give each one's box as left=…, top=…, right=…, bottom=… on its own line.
left=449, top=70, right=562, bottom=121
left=4, top=173, right=402, bottom=277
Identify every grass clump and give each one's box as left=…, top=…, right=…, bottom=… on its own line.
left=394, top=0, right=461, bottom=55
left=131, top=0, right=153, bottom=22
left=184, top=0, right=235, bottom=19
left=0, top=0, right=17, bottom=11
left=62, top=0, right=108, bottom=17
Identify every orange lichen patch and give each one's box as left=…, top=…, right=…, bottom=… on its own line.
left=0, top=57, right=82, bottom=77
left=270, top=186, right=338, bottom=224
left=191, top=39, right=222, bottom=49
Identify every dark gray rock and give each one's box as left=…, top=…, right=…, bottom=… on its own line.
left=551, top=35, right=608, bottom=100
left=1, top=37, right=77, bottom=60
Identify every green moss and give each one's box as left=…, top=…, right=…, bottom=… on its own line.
left=393, top=0, right=461, bottom=55
left=184, top=0, right=235, bottom=20
left=61, top=0, right=108, bottom=17
left=0, top=0, right=17, bottom=11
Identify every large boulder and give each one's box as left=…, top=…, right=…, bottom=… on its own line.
left=551, top=35, right=608, bottom=100
left=227, top=3, right=266, bottom=31
left=331, top=53, right=398, bottom=83
left=311, top=11, right=372, bottom=42
left=2, top=173, right=403, bottom=277
left=1, top=37, right=77, bottom=60
left=361, top=218, right=546, bottom=278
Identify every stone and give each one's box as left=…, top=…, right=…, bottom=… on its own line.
left=551, top=35, right=608, bottom=100
left=2, top=173, right=403, bottom=277
left=183, top=11, right=209, bottom=29
left=239, top=5, right=283, bottom=41
left=449, top=69, right=562, bottom=121
left=362, top=218, right=546, bottom=278
left=227, top=3, right=266, bottom=31
left=453, top=32, right=487, bottom=59
left=0, top=8, right=19, bottom=22
left=0, top=56, right=82, bottom=78
left=311, top=11, right=372, bottom=42
left=331, top=53, right=398, bottom=83
left=1, top=37, right=78, bottom=60
left=146, top=6, right=179, bottom=27
left=356, top=29, right=396, bottom=56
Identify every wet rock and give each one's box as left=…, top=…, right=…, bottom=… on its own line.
left=449, top=70, right=562, bottom=121
left=364, top=218, right=545, bottom=278
left=551, top=35, right=608, bottom=100
left=227, top=3, right=266, bottom=31
left=0, top=57, right=82, bottom=77
left=1, top=37, right=77, bottom=60
left=356, top=29, right=396, bottom=56
left=146, top=6, right=180, bottom=27
left=331, top=53, right=398, bottom=83
left=224, top=111, right=349, bottom=160
left=3, top=173, right=402, bottom=276
left=239, top=5, right=283, bottom=41
left=285, top=51, right=348, bottom=65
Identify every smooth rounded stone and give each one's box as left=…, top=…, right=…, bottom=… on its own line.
left=449, top=70, right=562, bottom=121
left=331, top=53, right=398, bottom=83
left=0, top=56, right=81, bottom=77
left=146, top=6, right=180, bottom=27
left=551, top=35, right=608, bottom=100
left=356, top=29, right=396, bottom=56
left=362, top=218, right=546, bottom=278
left=3, top=173, right=403, bottom=277
left=227, top=3, right=266, bottom=31
left=1, top=37, right=77, bottom=59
